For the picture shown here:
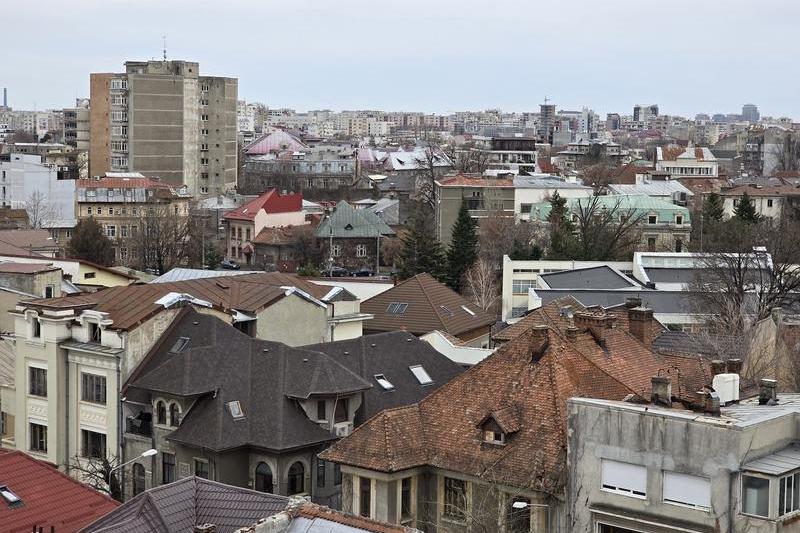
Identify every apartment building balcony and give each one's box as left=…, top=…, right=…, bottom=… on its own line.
left=125, top=415, right=152, bottom=438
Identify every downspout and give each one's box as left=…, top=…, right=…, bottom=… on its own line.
left=117, top=353, right=123, bottom=499
left=64, top=347, right=69, bottom=472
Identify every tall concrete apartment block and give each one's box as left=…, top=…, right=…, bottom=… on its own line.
left=89, top=60, right=237, bottom=197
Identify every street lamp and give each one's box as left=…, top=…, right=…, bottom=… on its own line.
left=110, top=448, right=157, bottom=477
left=511, top=501, right=551, bottom=531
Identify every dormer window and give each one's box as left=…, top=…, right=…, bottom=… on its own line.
left=0, top=485, right=22, bottom=508
left=484, top=430, right=506, bottom=445
left=30, top=318, right=41, bottom=339
left=477, top=407, right=520, bottom=446
left=89, top=322, right=101, bottom=343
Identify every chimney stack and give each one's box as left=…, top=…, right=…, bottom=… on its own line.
left=700, top=391, right=721, bottom=415
left=530, top=325, right=549, bottom=362
left=628, top=307, right=654, bottom=347
left=726, top=358, right=742, bottom=374
left=758, top=378, right=778, bottom=406
left=194, top=525, right=217, bottom=533
left=565, top=326, right=579, bottom=339
left=574, top=312, right=615, bottom=346
left=710, top=360, right=726, bottom=375
left=651, top=376, right=672, bottom=407
left=625, top=296, right=642, bottom=309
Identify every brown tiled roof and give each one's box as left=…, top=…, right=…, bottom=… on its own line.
left=678, top=178, right=727, bottom=196
left=0, top=262, right=59, bottom=274
left=610, top=163, right=654, bottom=184
left=493, top=296, right=582, bottom=342
left=253, top=225, right=300, bottom=246
left=722, top=184, right=800, bottom=198
left=321, top=306, right=710, bottom=493
left=361, top=273, right=495, bottom=337
left=0, top=229, right=59, bottom=251
left=23, top=272, right=330, bottom=331
left=435, top=175, right=514, bottom=187
left=537, top=157, right=556, bottom=174
left=660, top=146, right=685, bottom=161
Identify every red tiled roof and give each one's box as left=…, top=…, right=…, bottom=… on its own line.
left=223, top=189, right=303, bottom=221
left=722, top=184, right=800, bottom=198
left=253, top=225, right=302, bottom=246
left=611, top=163, right=654, bottom=184
left=321, top=301, right=710, bottom=493
left=0, top=449, right=118, bottom=532
left=537, top=157, right=556, bottom=174
left=660, top=146, right=685, bottom=161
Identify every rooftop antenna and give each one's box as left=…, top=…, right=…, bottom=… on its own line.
left=544, top=96, right=550, bottom=105
left=162, top=34, right=167, bottom=61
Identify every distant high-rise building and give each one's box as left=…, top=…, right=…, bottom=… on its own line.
left=538, top=102, right=556, bottom=143
left=606, top=113, right=621, bottom=131
left=742, top=103, right=760, bottom=123
left=633, top=104, right=659, bottom=124
left=89, top=60, right=238, bottom=197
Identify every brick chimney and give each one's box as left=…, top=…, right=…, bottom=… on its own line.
left=625, top=296, right=642, bottom=309
left=627, top=307, right=654, bottom=347
left=699, top=391, right=721, bottom=415
left=759, top=378, right=778, bottom=406
left=574, top=312, right=615, bottom=346
left=651, top=376, right=672, bottom=407
left=530, top=325, right=549, bottom=362
left=710, top=359, right=726, bottom=375
left=726, top=358, right=742, bottom=374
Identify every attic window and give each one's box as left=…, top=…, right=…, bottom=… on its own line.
left=344, top=223, right=353, bottom=230
left=440, top=306, right=454, bottom=317
left=484, top=430, right=506, bottom=445
left=0, top=485, right=21, bottom=507
left=461, top=305, right=476, bottom=316
left=409, top=365, right=433, bottom=385
left=169, top=337, right=190, bottom=354
left=227, top=400, right=244, bottom=420
left=386, top=302, right=408, bottom=314
left=374, top=374, right=395, bottom=391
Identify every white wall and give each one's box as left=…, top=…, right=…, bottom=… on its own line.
left=514, top=186, right=592, bottom=220
left=0, top=153, right=77, bottom=226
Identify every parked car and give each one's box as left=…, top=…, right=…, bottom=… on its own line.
left=352, top=268, right=375, bottom=277
left=220, top=259, right=240, bottom=270
left=327, top=266, right=349, bottom=277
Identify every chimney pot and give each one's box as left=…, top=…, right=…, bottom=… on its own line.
left=726, top=358, right=742, bottom=374
left=565, top=326, right=579, bottom=339
left=651, top=376, right=672, bottom=407
left=711, top=359, right=726, bottom=375
left=759, top=378, right=778, bottom=405
left=625, top=297, right=642, bottom=309
left=531, top=325, right=549, bottom=339
left=700, top=390, right=721, bottom=415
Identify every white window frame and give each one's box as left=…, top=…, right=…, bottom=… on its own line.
left=409, top=365, right=433, bottom=385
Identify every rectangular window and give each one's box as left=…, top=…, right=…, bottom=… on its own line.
left=742, top=475, right=770, bottom=517
left=121, top=226, right=128, bottom=237
left=29, top=423, right=47, bottom=453
left=520, top=203, right=532, bottom=214
left=601, top=459, right=647, bottom=498
left=317, top=400, right=326, bottom=421
left=317, top=458, right=326, bottom=488
left=81, top=373, right=107, bottom=405
left=356, top=244, right=367, bottom=257
left=512, top=280, right=535, bottom=294
left=331, top=244, right=341, bottom=257
left=768, top=199, right=774, bottom=208
left=779, top=472, right=800, bottom=516
left=195, top=459, right=209, bottom=479
left=443, top=477, right=467, bottom=520
left=29, top=367, right=47, bottom=397
left=401, top=477, right=413, bottom=521
left=162, top=452, right=176, bottom=484
left=409, top=365, right=433, bottom=385
left=663, top=471, right=710, bottom=510
left=675, top=215, right=683, bottom=225
left=359, top=477, right=371, bottom=518
left=334, top=463, right=342, bottom=485
left=81, top=429, right=106, bottom=459
left=106, top=225, right=116, bottom=238
left=648, top=215, right=657, bottom=224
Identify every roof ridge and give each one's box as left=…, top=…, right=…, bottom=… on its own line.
left=414, top=274, right=449, bottom=331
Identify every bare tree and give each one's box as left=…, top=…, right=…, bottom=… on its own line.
left=573, top=195, right=645, bottom=260
left=128, top=204, right=195, bottom=273
left=771, top=132, right=800, bottom=173
left=65, top=453, right=122, bottom=501
left=463, top=258, right=500, bottom=312
left=479, top=213, right=543, bottom=268
left=413, top=145, right=452, bottom=211
left=24, top=190, right=60, bottom=229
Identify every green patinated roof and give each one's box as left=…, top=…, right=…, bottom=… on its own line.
left=315, top=201, right=395, bottom=239
left=530, top=194, right=692, bottom=223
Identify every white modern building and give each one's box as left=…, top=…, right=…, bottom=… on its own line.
left=0, top=153, right=77, bottom=229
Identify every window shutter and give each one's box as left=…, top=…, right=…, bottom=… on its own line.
left=601, top=460, right=647, bottom=496
left=663, top=471, right=710, bottom=509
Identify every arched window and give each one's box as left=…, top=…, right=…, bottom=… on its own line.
left=156, top=401, right=166, bottom=425
left=255, top=462, right=273, bottom=493
left=169, top=403, right=180, bottom=427
left=132, top=463, right=146, bottom=496
left=288, top=462, right=305, bottom=495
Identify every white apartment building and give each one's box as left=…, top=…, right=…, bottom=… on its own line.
left=0, top=153, right=77, bottom=229
left=656, top=145, right=719, bottom=179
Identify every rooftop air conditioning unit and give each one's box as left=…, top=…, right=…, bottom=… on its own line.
left=712, top=373, right=740, bottom=405
left=334, top=421, right=353, bottom=437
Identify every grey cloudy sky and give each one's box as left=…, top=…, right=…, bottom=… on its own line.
left=3, top=0, right=799, bottom=119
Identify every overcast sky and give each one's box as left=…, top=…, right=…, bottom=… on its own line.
left=3, top=0, right=798, bottom=119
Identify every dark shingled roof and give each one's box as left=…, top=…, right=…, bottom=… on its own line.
left=126, top=309, right=371, bottom=453
left=539, top=265, right=639, bottom=290
left=306, top=331, right=465, bottom=423
left=80, top=477, right=288, bottom=533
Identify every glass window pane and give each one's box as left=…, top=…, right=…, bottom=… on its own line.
left=743, top=475, right=770, bottom=517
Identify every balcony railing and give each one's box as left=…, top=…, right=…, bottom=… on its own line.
left=125, top=416, right=152, bottom=437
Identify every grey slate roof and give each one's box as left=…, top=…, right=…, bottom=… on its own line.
left=306, top=332, right=465, bottom=423
left=126, top=309, right=372, bottom=453
left=651, top=331, right=716, bottom=356
left=315, top=201, right=395, bottom=239
left=534, top=289, right=693, bottom=314
left=80, top=477, right=289, bottom=533
left=538, top=266, right=639, bottom=290
left=643, top=268, right=703, bottom=284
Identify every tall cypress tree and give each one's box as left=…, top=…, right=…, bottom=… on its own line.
left=733, top=191, right=760, bottom=223
left=546, top=191, right=578, bottom=259
left=397, top=207, right=447, bottom=282
left=446, top=202, right=478, bottom=291
left=702, top=192, right=725, bottom=223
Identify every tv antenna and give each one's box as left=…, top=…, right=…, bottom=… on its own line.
left=162, top=34, right=167, bottom=61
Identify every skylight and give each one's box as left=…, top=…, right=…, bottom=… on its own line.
left=169, top=337, right=190, bottom=354
left=386, top=302, right=408, bottom=314
left=0, top=486, right=21, bottom=507
left=227, top=400, right=245, bottom=419
left=461, top=305, right=476, bottom=316
left=440, top=306, right=454, bottom=317
left=409, top=365, right=433, bottom=385
left=374, top=374, right=395, bottom=391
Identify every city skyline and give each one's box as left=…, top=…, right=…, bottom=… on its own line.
left=2, top=0, right=799, bottom=119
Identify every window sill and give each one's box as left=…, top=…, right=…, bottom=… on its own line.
left=664, top=499, right=710, bottom=513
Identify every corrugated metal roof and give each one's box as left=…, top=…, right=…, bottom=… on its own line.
left=151, top=268, right=251, bottom=283
left=744, top=443, right=800, bottom=475
left=607, top=181, right=693, bottom=197
left=315, top=201, right=394, bottom=239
